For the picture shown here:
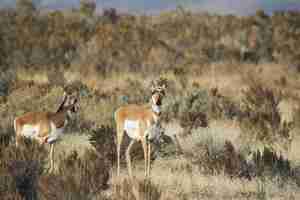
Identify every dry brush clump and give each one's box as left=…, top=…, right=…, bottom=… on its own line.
left=183, top=131, right=251, bottom=179
left=89, top=125, right=117, bottom=167
left=39, top=149, right=109, bottom=200
left=250, top=147, right=292, bottom=179
left=163, top=89, right=210, bottom=130
left=181, top=128, right=294, bottom=182
left=0, top=125, right=110, bottom=200
left=113, top=178, right=161, bottom=200
left=0, top=70, right=16, bottom=103
left=239, top=80, right=293, bottom=151
left=0, top=136, right=47, bottom=200
left=163, top=88, right=240, bottom=133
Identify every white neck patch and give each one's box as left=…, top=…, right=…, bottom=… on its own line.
left=152, top=104, right=161, bottom=114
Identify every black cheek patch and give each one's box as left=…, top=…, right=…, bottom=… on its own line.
left=71, top=105, right=77, bottom=113
left=156, top=98, right=162, bottom=106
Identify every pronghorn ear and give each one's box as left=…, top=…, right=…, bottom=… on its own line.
left=151, top=85, right=156, bottom=94
left=62, top=91, right=68, bottom=103
left=56, top=91, right=68, bottom=113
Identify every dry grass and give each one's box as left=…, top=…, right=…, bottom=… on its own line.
left=110, top=157, right=300, bottom=200
left=2, top=8, right=300, bottom=199
left=2, top=63, right=300, bottom=199
left=15, top=68, right=50, bottom=85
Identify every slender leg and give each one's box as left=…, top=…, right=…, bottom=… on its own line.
left=141, top=139, right=148, bottom=178
left=14, top=121, right=20, bottom=147
left=147, top=142, right=151, bottom=177
left=16, top=135, right=21, bottom=147
left=117, top=127, right=124, bottom=177
left=49, top=143, right=54, bottom=173
left=117, top=140, right=121, bottom=177
left=126, top=140, right=136, bottom=179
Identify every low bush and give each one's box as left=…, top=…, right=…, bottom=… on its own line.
left=163, top=88, right=240, bottom=133
left=188, top=136, right=250, bottom=178
left=89, top=125, right=117, bottom=167
left=113, top=178, right=161, bottom=200
left=39, top=150, right=109, bottom=200
left=0, top=70, right=15, bottom=103
left=0, top=138, right=47, bottom=200
left=239, top=80, right=293, bottom=151
left=185, top=133, right=293, bottom=181
left=163, top=89, right=210, bottom=130
left=250, top=147, right=291, bottom=178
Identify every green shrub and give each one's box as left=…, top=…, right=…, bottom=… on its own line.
left=250, top=147, right=291, bottom=178
left=163, top=88, right=240, bottom=132
left=89, top=125, right=117, bottom=167
left=163, top=89, right=210, bottom=130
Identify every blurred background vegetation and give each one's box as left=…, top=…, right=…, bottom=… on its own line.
left=2, top=1, right=300, bottom=199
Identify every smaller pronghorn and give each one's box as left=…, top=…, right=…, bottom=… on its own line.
left=114, top=79, right=167, bottom=178
left=14, top=90, right=79, bottom=172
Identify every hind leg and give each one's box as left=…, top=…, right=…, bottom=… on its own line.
left=116, top=124, right=125, bottom=177
left=126, top=139, right=137, bottom=179
left=49, top=143, right=55, bottom=173
left=15, top=135, right=22, bottom=147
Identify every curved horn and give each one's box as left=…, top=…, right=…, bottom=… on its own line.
left=56, top=92, right=68, bottom=113
left=151, top=84, right=156, bottom=93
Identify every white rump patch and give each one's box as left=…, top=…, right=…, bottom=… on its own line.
left=21, top=125, right=40, bottom=138
left=124, top=120, right=140, bottom=139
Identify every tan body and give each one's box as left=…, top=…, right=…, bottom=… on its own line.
left=14, top=92, right=78, bottom=173
left=14, top=111, right=69, bottom=145
left=115, top=91, right=164, bottom=178
left=116, top=104, right=159, bottom=139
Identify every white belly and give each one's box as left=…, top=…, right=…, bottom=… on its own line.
left=124, top=120, right=140, bottom=139
left=21, top=124, right=40, bottom=138
left=46, top=122, right=64, bottom=144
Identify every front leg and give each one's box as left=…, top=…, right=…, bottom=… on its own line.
left=147, top=142, right=151, bottom=177
left=126, top=139, right=137, bottom=179
left=141, top=139, right=149, bottom=178
left=49, top=143, right=55, bottom=173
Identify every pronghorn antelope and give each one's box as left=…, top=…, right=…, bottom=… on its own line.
left=14, top=90, right=79, bottom=172
left=114, top=80, right=167, bottom=178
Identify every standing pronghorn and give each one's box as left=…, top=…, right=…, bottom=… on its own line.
left=14, top=90, right=79, bottom=172
left=114, top=79, right=167, bottom=178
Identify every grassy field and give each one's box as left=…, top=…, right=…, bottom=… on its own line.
left=2, top=63, right=300, bottom=199
left=1, top=4, right=300, bottom=200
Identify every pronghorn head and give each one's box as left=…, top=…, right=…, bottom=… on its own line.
left=150, top=79, right=167, bottom=115
left=56, top=90, right=80, bottom=116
